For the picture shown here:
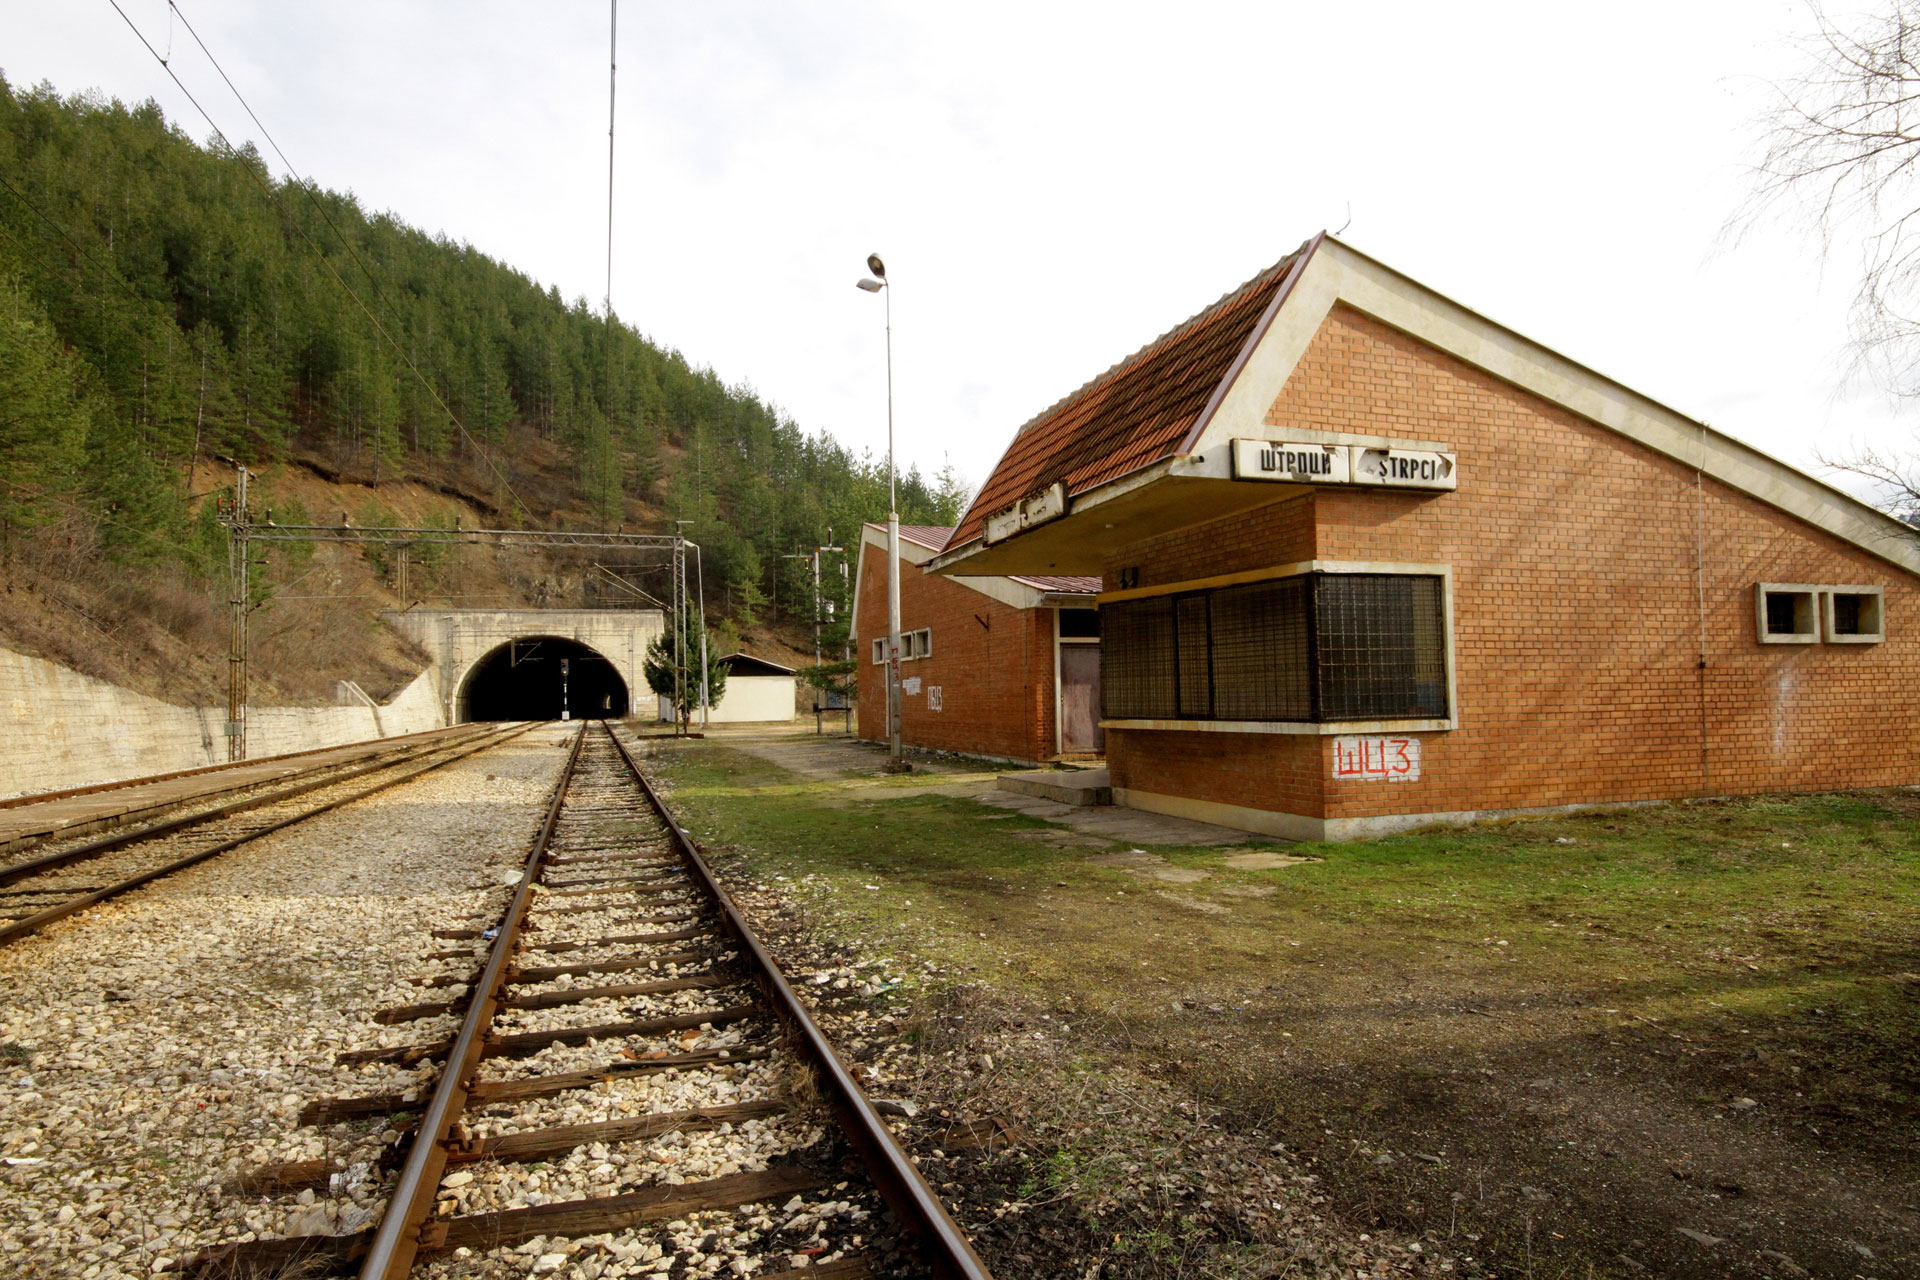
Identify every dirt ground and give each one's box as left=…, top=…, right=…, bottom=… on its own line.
left=648, top=726, right=1919, bottom=1280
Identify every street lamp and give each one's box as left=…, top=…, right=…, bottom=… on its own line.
left=857, top=254, right=908, bottom=772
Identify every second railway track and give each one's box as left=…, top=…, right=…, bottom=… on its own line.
left=187, top=722, right=991, bottom=1280
left=0, top=723, right=533, bottom=948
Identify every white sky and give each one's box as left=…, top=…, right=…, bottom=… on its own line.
left=8, top=1, right=1917, bottom=509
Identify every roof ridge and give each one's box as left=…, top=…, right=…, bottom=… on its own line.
left=1004, top=253, right=1302, bottom=445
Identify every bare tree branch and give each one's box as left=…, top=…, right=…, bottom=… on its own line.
left=1732, top=3, right=1920, bottom=526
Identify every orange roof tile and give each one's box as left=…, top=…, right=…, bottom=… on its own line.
left=866, top=523, right=956, bottom=552
left=948, top=240, right=1316, bottom=548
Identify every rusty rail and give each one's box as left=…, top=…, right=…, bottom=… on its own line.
left=356, top=723, right=587, bottom=1279
left=604, top=726, right=995, bottom=1280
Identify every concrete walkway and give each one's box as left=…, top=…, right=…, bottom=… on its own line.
left=703, top=726, right=1257, bottom=846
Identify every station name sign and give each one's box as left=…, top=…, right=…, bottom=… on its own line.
left=984, top=481, right=1068, bottom=544
left=1232, top=439, right=1457, bottom=491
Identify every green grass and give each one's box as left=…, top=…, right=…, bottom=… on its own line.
left=658, top=740, right=1920, bottom=1108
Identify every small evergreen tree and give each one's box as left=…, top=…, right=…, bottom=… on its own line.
left=642, top=614, right=728, bottom=730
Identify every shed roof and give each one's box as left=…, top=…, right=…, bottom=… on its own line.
left=933, top=234, right=1920, bottom=580
left=895, top=525, right=956, bottom=552
left=863, top=522, right=1097, bottom=597
left=718, top=652, right=795, bottom=678
left=948, top=243, right=1311, bottom=547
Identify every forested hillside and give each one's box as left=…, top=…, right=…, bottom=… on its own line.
left=0, top=77, right=963, bottom=701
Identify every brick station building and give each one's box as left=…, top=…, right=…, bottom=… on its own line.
left=852, top=523, right=1101, bottom=765
left=927, top=233, right=1920, bottom=840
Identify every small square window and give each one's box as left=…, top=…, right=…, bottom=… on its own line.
left=871, top=637, right=885, bottom=665
left=1755, top=584, right=1818, bottom=644
left=908, top=628, right=932, bottom=659
left=1824, top=587, right=1885, bottom=643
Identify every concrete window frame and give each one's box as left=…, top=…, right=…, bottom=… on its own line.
left=1823, top=585, right=1886, bottom=644
left=1754, top=583, right=1820, bottom=644
left=871, top=637, right=886, bottom=664
left=1097, top=559, right=1457, bottom=736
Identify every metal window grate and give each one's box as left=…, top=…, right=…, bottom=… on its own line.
left=1175, top=594, right=1213, bottom=718
left=1209, top=577, right=1313, bottom=720
left=1102, top=596, right=1178, bottom=719
left=1315, top=575, right=1447, bottom=720
left=1104, top=573, right=1446, bottom=723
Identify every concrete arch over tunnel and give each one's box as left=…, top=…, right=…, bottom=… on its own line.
left=456, top=636, right=631, bottom=722
left=385, top=609, right=662, bottom=726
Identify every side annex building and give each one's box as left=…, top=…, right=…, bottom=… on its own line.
left=928, top=233, right=1920, bottom=840
left=852, top=523, right=1101, bottom=766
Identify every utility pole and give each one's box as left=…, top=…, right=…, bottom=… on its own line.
left=224, top=466, right=252, bottom=761
left=673, top=521, right=692, bottom=735
left=813, top=543, right=844, bottom=671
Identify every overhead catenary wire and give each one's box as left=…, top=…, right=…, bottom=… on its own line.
left=107, top=0, right=532, bottom=519
left=606, top=0, right=618, bottom=321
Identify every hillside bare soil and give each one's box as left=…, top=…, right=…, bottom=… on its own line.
left=1, top=430, right=819, bottom=709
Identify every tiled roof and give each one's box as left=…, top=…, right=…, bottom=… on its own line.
left=874, top=524, right=956, bottom=552
left=949, top=242, right=1314, bottom=547
left=1008, top=574, right=1101, bottom=595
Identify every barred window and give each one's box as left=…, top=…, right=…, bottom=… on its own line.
left=1103, top=595, right=1177, bottom=720
left=1103, top=573, right=1446, bottom=723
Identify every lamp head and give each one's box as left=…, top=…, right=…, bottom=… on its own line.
left=866, top=253, right=886, bottom=279
left=856, top=278, right=884, bottom=292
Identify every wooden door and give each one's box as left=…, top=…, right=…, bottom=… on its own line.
left=1059, top=644, right=1104, bottom=754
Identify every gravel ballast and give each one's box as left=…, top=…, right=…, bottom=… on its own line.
left=0, top=732, right=574, bottom=1278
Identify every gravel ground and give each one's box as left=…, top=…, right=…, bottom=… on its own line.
left=0, top=732, right=575, bottom=1278
left=412, top=1189, right=880, bottom=1280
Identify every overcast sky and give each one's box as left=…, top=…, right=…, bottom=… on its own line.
left=8, top=1, right=1915, bottom=508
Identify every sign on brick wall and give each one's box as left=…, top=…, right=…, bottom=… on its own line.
left=1332, top=736, right=1421, bottom=781
left=1232, top=440, right=1457, bottom=491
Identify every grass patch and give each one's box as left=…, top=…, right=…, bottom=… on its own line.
left=654, top=736, right=1920, bottom=1276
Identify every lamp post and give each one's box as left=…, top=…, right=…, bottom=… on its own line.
left=857, top=255, right=908, bottom=772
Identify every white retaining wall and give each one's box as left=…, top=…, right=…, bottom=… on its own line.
left=0, top=645, right=445, bottom=799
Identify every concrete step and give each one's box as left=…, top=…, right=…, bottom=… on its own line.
left=996, top=767, right=1111, bottom=807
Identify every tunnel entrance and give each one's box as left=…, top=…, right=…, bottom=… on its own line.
left=460, top=637, right=630, bottom=721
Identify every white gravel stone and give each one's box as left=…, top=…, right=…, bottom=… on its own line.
left=0, top=736, right=566, bottom=1275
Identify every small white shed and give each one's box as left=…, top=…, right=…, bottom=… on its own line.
left=656, top=652, right=798, bottom=724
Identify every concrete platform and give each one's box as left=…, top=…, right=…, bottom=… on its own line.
left=996, top=767, right=1111, bottom=807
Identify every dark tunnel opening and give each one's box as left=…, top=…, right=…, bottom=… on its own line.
left=460, top=637, right=630, bottom=721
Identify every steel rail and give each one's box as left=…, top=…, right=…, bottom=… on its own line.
left=0, top=724, right=519, bottom=889
left=0, top=722, right=489, bottom=813
left=0, top=723, right=537, bottom=948
left=604, top=726, right=995, bottom=1280
left=357, top=723, right=588, bottom=1280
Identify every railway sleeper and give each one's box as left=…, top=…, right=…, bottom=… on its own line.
left=372, top=971, right=734, bottom=1024
left=523, top=921, right=710, bottom=952
left=335, top=1004, right=759, bottom=1065
left=446, top=1097, right=785, bottom=1165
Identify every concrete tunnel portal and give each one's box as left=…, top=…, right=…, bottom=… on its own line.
left=457, top=636, right=631, bottom=722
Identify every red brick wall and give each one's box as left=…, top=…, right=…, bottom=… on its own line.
left=1105, top=304, right=1920, bottom=823
left=855, top=542, right=1059, bottom=763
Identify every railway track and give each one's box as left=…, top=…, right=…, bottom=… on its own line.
left=0, top=723, right=523, bottom=859
left=0, top=722, right=533, bottom=948
left=188, top=721, right=992, bottom=1280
